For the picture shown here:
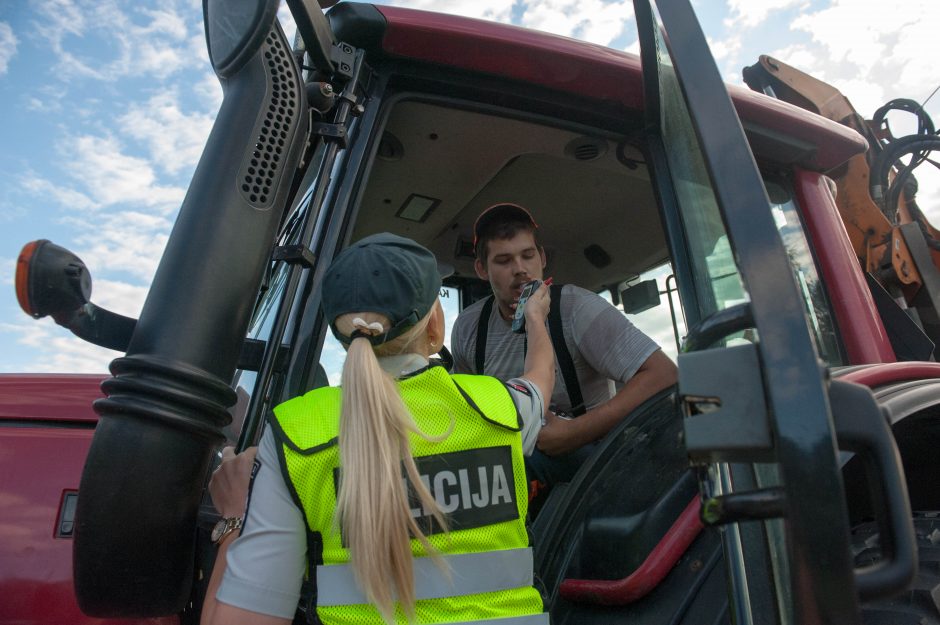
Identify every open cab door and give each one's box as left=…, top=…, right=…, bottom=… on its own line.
left=633, top=0, right=864, bottom=621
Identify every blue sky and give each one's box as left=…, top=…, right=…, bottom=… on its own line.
left=1, top=0, right=938, bottom=374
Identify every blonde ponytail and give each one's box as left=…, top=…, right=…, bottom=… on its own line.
left=334, top=308, right=449, bottom=623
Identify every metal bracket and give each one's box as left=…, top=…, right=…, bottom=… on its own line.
left=680, top=343, right=773, bottom=463
left=272, top=244, right=316, bottom=268
left=310, top=122, right=347, bottom=147
left=330, top=41, right=355, bottom=80
left=701, top=487, right=787, bottom=526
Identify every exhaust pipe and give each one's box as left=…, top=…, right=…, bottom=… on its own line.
left=73, top=0, right=309, bottom=615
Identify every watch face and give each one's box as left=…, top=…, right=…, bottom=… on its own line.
left=211, top=518, right=228, bottom=543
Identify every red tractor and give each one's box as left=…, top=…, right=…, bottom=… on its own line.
left=6, top=0, right=939, bottom=623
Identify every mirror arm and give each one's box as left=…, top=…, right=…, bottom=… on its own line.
left=52, top=303, right=137, bottom=352
left=51, top=304, right=269, bottom=371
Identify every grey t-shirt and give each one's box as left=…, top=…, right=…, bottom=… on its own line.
left=451, top=284, right=660, bottom=414
left=216, top=356, right=544, bottom=618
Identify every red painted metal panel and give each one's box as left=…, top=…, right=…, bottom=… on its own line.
left=794, top=169, right=896, bottom=364
left=372, top=5, right=866, bottom=172
left=0, top=374, right=105, bottom=423
left=727, top=84, right=867, bottom=173
left=0, top=424, right=177, bottom=624
left=840, top=362, right=940, bottom=387
left=378, top=5, right=644, bottom=110
left=0, top=374, right=176, bottom=623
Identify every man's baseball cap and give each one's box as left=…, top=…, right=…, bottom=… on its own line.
left=472, top=203, right=539, bottom=251
left=321, top=233, right=441, bottom=345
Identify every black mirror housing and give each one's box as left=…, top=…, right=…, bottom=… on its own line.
left=16, top=239, right=91, bottom=320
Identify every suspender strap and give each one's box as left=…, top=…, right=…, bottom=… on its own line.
left=475, top=295, right=495, bottom=374
left=317, top=547, right=535, bottom=606
left=549, top=284, right=585, bottom=416
left=474, top=287, right=584, bottom=415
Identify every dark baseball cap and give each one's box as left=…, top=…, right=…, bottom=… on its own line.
left=472, top=203, right=538, bottom=251
left=321, top=233, right=441, bottom=345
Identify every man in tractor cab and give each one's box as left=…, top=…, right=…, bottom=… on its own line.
left=451, top=204, right=678, bottom=485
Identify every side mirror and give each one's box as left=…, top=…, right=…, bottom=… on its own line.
left=620, top=279, right=661, bottom=314
left=16, top=239, right=91, bottom=321
left=15, top=240, right=136, bottom=352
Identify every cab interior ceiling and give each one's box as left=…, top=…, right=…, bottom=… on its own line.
left=351, top=100, right=668, bottom=294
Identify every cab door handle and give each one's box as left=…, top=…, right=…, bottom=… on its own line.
left=829, top=379, right=917, bottom=600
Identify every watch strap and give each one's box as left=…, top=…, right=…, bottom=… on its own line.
left=212, top=516, right=244, bottom=544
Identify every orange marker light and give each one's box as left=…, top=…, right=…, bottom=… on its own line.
left=15, top=240, right=41, bottom=317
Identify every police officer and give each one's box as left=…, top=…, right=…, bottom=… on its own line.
left=202, top=233, right=554, bottom=625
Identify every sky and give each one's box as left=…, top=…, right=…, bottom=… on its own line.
left=1, top=0, right=938, bottom=376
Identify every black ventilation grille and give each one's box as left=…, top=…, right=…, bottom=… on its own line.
left=575, top=144, right=600, bottom=160
left=239, top=27, right=300, bottom=208
left=564, top=136, right=608, bottom=162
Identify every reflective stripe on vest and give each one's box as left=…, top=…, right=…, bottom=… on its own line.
left=317, top=547, right=534, bottom=607
left=444, top=613, right=550, bottom=625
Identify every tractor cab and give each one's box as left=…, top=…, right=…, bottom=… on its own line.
left=14, top=1, right=933, bottom=624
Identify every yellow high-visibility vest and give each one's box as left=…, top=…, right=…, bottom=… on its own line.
left=272, top=365, right=547, bottom=625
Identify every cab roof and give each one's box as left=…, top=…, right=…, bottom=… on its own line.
left=328, top=2, right=866, bottom=172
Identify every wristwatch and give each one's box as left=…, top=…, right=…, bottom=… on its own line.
left=211, top=516, right=243, bottom=545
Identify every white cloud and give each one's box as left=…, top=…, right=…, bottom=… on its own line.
left=277, top=3, right=298, bottom=46
left=25, top=97, right=54, bottom=112
left=31, top=0, right=86, bottom=41
left=577, top=1, right=634, bottom=46
left=93, top=279, right=150, bottom=318
left=321, top=335, right=346, bottom=386
left=786, top=0, right=940, bottom=116
left=31, top=0, right=198, bottom=82
left=67, top=210, right=172, bottom=282
left=188, top=29, right=211, bottom=68
left=61, top=133, right=185, bottom=210
left=763, top=43, right=822, bottom=78
left=913, top=166, right=940, bottom=226
left=708, top=34, right=742, bottom=64
left=518, top=0, right=634, bottom=46
left=0, top=257, right=14, bottom=288
left=0, top=22, right=18, bottom=75
left=139, top=7, right=188, bottom=39
left=725, top=0, right=806, bottom=29
left=0, top=201, right=30, bottom=225
left=118, top=89, right=215, bottom=175
left=382, top=0, right=514, bottom=22
left=827, top=77, right=887, bottom=123
left=0, top=319, right=115, bottom=373
left=19, top=134, right=179, bottom=284
left=193, top=71, right=224, bottom=113
left=21, top=175, right=96, bottom=211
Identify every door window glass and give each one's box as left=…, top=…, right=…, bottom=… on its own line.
left=766, top=179, right=844, bottom=366
left=656, top=31, right=748, bottom=323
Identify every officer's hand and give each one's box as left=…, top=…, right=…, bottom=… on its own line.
left=523, top=282, right=551, bottom=325
left=209, top=446, right=258, bottom=519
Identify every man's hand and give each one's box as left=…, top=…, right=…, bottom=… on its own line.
left=537, top=351, right=678, bottom=457
left=209, top=446, right=258, bottom=519
left=536, top=411, right=587, bottom=456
